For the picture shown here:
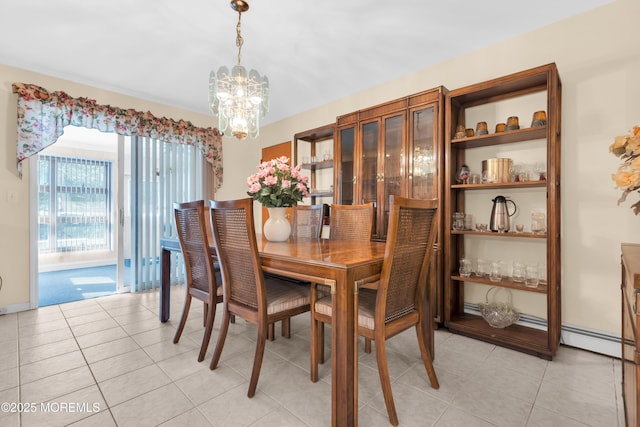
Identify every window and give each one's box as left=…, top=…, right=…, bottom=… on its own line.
left=38, top=155, right=113, bottom=253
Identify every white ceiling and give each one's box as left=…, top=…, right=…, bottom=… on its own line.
left=1, top=0, right=611, bottom=127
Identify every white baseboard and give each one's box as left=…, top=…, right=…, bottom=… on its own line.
left=0, top=301, right=34, bottom=315
left=464, top=303, right=621, bottom=358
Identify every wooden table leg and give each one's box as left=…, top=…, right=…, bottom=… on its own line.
left=332, top=271, right=357, bottom=426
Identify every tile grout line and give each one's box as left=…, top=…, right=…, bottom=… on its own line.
left=62, top=301, right=120, bottom=426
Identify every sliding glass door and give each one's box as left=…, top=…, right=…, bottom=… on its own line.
left=35, top=128, right=127, bottom=305
left=33, top=128, right=205, bottom=306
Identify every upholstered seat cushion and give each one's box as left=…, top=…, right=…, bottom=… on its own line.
left=265, top=279, right=310, bottom=315
left=315, top=288, right=377, bottom=330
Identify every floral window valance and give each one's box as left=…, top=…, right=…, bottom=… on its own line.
left=12, top=82, right=223, bottom=188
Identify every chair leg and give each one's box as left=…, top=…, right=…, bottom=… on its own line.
left=374, top=338, right=399, bottom=426
left=268, top=323, right=275, bottom=341
left=248, top=323, right=268, bottom=398
left=173, top=294, right=192, bottom=344
left=203, top=303, right=208, bottom=326
left=210, top=309, right=231, bottom=370
left=281, top=318, right=291, bottom=338
left=415, top=323, right=439, bottom=389
left=364, top=337, right=372, bottom=353
left=198, top=301, right=216, bottom=362
left=319, top=322, right=325, bottom=364
left=310, top=316, right=319, bottom=382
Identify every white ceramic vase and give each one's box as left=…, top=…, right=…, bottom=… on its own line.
left=263, top=207, right=291, bottom=242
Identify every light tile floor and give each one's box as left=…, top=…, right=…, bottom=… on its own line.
left=0, top=288, right=626, bottom=426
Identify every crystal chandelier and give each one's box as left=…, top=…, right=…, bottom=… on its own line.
left=209, top=0, right=269, bottom=140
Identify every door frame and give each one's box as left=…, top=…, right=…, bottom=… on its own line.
left=260, top=141, right=292, bottom=232
left=29, top=129, right=129, bottom=308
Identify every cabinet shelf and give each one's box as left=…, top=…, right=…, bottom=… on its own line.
left=450, top=126, right=547, bottom=149
left=451, top=180, right=546, bottom=190
left=451, top=230, right=546, bottom=239
left=301, top=160, right=334, bottom=170
left=307, top=191, right=333, bottom=198
left=447, top=313, right=552, bottom=360
left=451, top=275, right=548, bottom=294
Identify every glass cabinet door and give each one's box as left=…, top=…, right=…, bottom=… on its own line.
left=381, top=114, right=404, bottom=238
left=338, top=126, right=355, bottom=205
left=361, top=121, right=379, bottom=207
left=410, top=106, right=437, bottom=199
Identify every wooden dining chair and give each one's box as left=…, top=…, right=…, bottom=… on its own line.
left=208, top=198, right=311, bottom=398
left=264, top=203, right=323, bottom=340
left=173, top=200, right=223, bottom=362
left=313, top=202, right=375, bottom=358
left=329, top=202, right=374, bottom=240
left=290, top=204, right=324, bottom=239
left=310, top=196, right=440, bottom=426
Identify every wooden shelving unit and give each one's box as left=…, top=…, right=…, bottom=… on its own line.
left=443, top=63, right=561, bottom=360
left=294, top=124, right=336, bottom=208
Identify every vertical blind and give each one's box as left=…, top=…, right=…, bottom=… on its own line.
left=131, top=136, right=204, bottom=291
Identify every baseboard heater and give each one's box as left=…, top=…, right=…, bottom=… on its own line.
left=463, top=302, right=621, bottom=358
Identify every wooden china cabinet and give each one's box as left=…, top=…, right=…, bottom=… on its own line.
left=335, top=86, right=447, bottom=322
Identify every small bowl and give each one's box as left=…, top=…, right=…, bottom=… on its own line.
left=495, top=123, right=506, bottom=133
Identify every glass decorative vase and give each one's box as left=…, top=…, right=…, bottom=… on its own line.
left=263, top=207, right=291, bottom=242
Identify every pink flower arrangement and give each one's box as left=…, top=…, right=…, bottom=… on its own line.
left=246, top=156, right=310, bottom=207
left=610, top=125, right=640, bottom=214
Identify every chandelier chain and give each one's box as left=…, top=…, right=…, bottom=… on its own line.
left=236, top=11, right=243, bottom=66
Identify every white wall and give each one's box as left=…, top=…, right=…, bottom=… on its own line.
left=1, top=0, right=638, bottom=349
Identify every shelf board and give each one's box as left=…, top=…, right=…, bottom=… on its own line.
left=450, top=126, right=547, bottom=149
left=451, top=180, right=546, bottom=190
left=451, top=230, right=547, bottom=239
left=451, top=275, right=548, bottom=293
left=447, top=313, right=552, bottom=359
left=307, top=192, right=333, bottom=198
left=294, top=123, right=335, bottom=142
left=301, top=160, right=334, bottom=170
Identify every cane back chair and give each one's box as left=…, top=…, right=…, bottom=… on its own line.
left=173, top=200, right=222, bottom=362
left=311, top=196, right=440, bottom=425
left=208, top=198, right=310, bottom=397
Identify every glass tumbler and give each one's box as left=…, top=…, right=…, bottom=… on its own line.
left=475, top=258, right=487, bottom=277
left=459, top=258, right=472, bottom=278
left=525, top=264, right=539, bottom=288
left=489, top=261, right=502, bottom=282
left=512, top=262, right=525, bottom=283
left=452, top=212, right=465, bottom=230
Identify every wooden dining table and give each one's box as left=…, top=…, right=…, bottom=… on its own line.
left=160, top=235, right=386, bottom=426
